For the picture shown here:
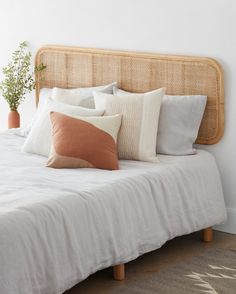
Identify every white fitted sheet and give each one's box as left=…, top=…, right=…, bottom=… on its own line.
left=0, top=130, right=226, bottom=294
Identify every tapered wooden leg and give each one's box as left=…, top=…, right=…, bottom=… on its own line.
left=202, top=227, right=213, bottom=242
left=113, top=264, right=125, bottom=281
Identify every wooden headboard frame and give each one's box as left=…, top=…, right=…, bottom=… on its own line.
left=35, top=45, right=224, bottom=144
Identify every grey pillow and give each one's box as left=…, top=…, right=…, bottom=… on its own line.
left=156, top=95, right=207, bottom=155
left=113, top=87, right=207, bottom=156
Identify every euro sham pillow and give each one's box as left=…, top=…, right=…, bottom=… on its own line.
left=47, top=112, right=122, bottom=170
left=156, top=94, right=207, bottom=155
left=94, top=88, right=165, bottom=162
left=22, top=98, right=104, bottom=157
left=52, top=82, right=116, bottom=108
left=113, top=87, right=207, bottom=155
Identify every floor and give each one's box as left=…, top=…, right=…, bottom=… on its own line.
left=65, top=231, right=236, bottom=294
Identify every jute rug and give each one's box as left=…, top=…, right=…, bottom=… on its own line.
left=115, top=249, right=236, bottom=294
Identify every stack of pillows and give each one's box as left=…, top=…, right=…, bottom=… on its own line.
left=22, top=82, right=207, bottom=170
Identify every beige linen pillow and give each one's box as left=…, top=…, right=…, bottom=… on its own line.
left=93, top=88, right=165, bottom=162
left=52, top=82, right=116, bottom=108
left=47, top=112, right=122, bottom=170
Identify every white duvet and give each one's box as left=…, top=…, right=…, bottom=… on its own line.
left=0, top=131, right=226, bottom=294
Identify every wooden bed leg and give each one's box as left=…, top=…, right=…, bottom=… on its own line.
left=113, top=264, right=125, bottom=281
left=202, top=227, right=213, bottom=242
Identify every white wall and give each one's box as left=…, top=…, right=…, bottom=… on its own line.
left=0, top=0, right=235, bottom=233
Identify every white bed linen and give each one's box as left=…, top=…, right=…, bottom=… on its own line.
left=0, top=131, right=226, bottom=294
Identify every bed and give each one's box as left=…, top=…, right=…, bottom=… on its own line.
left=0, top=46, right=226, bottom=294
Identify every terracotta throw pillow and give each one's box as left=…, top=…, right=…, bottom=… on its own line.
left=47, top=112, right=122, bottom=170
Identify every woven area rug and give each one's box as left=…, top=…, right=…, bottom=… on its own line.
left=115, top=249, right=236, bottom=294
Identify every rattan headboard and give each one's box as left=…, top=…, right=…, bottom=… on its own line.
left=35, top=45, right=224, bottom=144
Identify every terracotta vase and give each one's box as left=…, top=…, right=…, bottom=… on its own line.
left=8, top=110, right=20, bottom=129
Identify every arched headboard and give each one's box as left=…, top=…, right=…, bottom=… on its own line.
left=35, top=45, right=224, bottom=144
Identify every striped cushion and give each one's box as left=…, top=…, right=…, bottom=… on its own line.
left=94, top=88, right=165, bottom=162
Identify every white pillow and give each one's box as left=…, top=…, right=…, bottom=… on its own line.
left=38, top=88, right=53, bottom=108
left=17, top=83, right=116, bottom=137
left=52, top=82, right=116, bottom=108
left=22, top=98, right=104, bottom=157
left=113, top=87, right=207, bottom=155
left=16, top=88, right=53, bottom=137
left=93, top=88, right=165, bottom=162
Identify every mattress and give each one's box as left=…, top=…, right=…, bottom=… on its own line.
left=0, top=130, right=226, bottom=294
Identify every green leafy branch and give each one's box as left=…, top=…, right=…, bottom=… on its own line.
left=0, top=41, right=46, bottom=111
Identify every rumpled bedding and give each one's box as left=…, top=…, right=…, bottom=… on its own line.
left=0, top=130, right=226, bottom=294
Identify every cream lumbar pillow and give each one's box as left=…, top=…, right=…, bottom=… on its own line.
left=93, top=88, right=165, bottom=162
left=22, top=98, right=104, bottom=157
left=47, top=112, right=122, bottom=170
left=52, top=82, right=116, bottom=108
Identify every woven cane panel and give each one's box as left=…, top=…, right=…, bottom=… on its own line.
left=35, top=46, right=224, bottom=144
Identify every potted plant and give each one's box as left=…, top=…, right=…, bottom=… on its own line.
left=0, top=41, right=46, bottom=128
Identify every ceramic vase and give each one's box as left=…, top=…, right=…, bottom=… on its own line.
left=8, top=110, right=20, bottom=129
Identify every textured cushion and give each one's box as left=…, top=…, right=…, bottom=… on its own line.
left=113, top=87, right=207, bottom=155
left=94, top=88, right=165, bottom=162
left=52, top=82, right=116, bottom=108
left=22, top=98, right=104, bottom=157
left=47, top=112, right=122, bottom=170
